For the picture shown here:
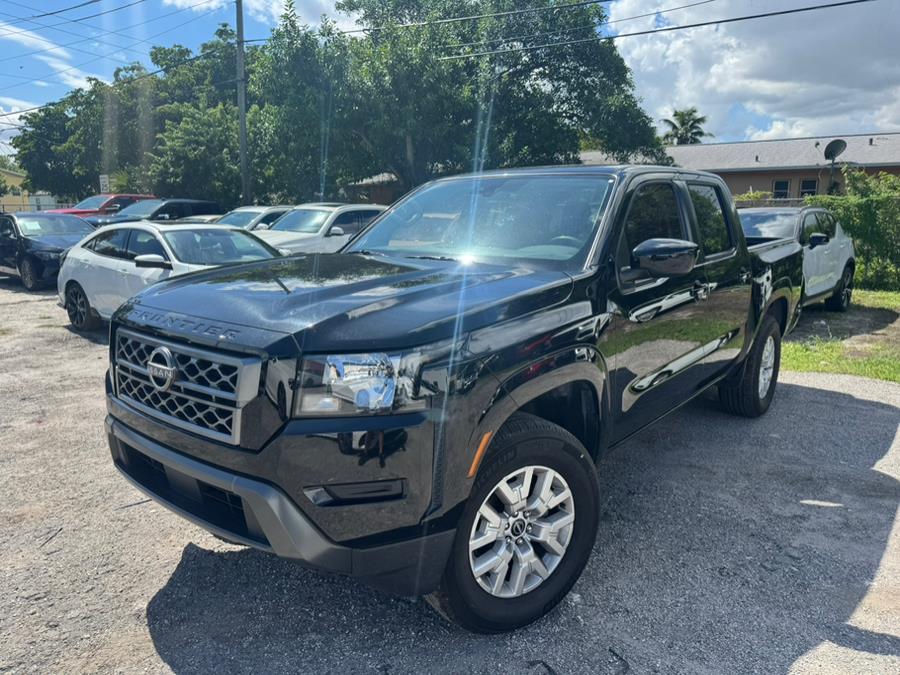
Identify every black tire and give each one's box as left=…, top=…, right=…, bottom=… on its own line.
left=18, top=257, right=40, bottom=291
left=719, top=314, right=781, bottom=418
left=65, top=282, right=100, bottom=331
left=425, top=413, right=600, bottom=633
left=824, top=265, right=853, bottom=312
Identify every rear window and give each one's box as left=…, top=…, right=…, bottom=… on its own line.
left=162, top=229, right=277, bottom=265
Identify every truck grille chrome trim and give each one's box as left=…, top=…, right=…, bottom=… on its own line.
left=114, top=329, right=261, bottom=444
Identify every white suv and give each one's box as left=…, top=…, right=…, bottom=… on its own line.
left=254, top=203, right=386, bottom=253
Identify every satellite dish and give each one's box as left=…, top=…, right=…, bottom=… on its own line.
left=824, top=139, right=847, bottom=161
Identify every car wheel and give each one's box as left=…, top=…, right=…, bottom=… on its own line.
left=825, top=265, right=853, bottom=312
left=718, top=314, right=781, bottom=418
left=66, top=283, right=100, bottom=331
left=18, top=257, right=40, bottom=291
left=425, top=413, right=600, bottom=633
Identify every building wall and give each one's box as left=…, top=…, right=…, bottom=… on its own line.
left=0, top=169, right=29, bottom=212
left=716, top=166, right=900, bottom=199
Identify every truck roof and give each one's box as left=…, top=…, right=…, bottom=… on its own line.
left=432, top=164, right=724, bottom=182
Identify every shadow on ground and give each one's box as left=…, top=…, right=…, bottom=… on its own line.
left=146, top=382, right=900, bottom=673
left=789, top=301, right=898, bottom=342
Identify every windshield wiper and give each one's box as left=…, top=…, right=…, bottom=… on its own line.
left=402, top=254, right=458, bottom=262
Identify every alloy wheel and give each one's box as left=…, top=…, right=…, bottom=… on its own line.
left=468, top=465, right=575, bottom=598
left=67, top=287, right=87, bottom=327
left=758, top=335, right=776, bottom=399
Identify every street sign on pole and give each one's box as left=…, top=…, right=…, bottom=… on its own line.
left=99, top=174, right=110, bottom=193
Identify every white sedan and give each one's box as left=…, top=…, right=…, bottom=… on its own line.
left=57, top=222, right=281, bottom=331
left=254, top=203, right=386, bottom=253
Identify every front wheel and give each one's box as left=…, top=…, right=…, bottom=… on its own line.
left=19, top=257, right=40, bottom=291
left=426, top=413, right=600, bottom=632
left=65, top=283, right=100, bottom=331
left=719, top=314, right=781, bottom=418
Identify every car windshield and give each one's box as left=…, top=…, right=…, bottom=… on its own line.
left=268, top=209, right=331, bottom=233
left=73, top=195, right=108, bottom=210
left=348, top=175, right=614, bottom=268
left=118, top=199, right=163, bottom=217
left=16, top=214, right=93, bottom=236
left=216, top=210, right=261, bottom=228
left=740, top=211, right=799, bottom=240
left=162, top=229, right=278, bottom=265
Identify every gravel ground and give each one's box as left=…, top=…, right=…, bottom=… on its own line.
left=1, top=277, right=899, bottom=674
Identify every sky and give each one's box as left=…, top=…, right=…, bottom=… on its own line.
left=1, top=0, right=899, bottom=157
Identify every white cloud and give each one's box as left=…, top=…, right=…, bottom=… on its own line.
left=162, top=0, right=358, bottom=31
left=0, top=20, right=72, bottom=59
left=607, top=0, right=900, bottom=140
left=33, top=55, right=105, bottom=90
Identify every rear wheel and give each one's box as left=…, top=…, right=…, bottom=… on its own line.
left=66, top=282, right=100, bottom=331
left=19, top=257, right=40, bottom=291
left=719, top=314, right=781, bottom=418
left=426, top=413, right=599, bottom=632
left=825, top=265, right=853, bottom=312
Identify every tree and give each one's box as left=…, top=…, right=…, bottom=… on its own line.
left=661, top=107, right=713, bottom=145
left=0, top=174, right=8, bottom=197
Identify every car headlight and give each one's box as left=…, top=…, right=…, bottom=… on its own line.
left=294, top=353, right=427, bottom=416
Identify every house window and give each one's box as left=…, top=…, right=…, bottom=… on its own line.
left=772, top=179, right=791, bottom=199
left=799, top=179, right=818, bottom=197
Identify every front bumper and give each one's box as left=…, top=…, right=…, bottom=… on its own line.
left=107, top=415, right=454, bottom=595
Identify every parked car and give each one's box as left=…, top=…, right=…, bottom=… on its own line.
left=86, top=199, right=221, bottom=228
left=215, top=205, right=294, bottom=230
left=58, top=222, right=281, bottom=331
left=103, top=166, right=803, bottom=632
left=46, top=193, right=156, bottom=218
left=740, top=206, right=855, bottom=311
left=0, top=212, right=94, bottom=290
left=254, top=203, right=386, bottom=252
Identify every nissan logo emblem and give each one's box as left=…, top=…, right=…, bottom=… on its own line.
left=147, top=346, right=177, bottom=392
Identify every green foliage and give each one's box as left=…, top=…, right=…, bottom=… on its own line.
left=733, top=189, right=773, bottom=203
left=806, top=168, right=900, bottom=290
left=12, top=3, right=664, bottom=204
left=661, top=107, right=713, bottom=145
left=0, top=174, right=8, bottom=196
left=0, top=155, right=21, bottom=173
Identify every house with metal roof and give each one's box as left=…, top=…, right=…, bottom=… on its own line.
left=583, top=132, right=900, bottom=199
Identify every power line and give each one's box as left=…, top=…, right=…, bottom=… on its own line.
left=0, top=0, right=151, bottom=29
left=0, top=0, right=100, bottom=26
left=442, top=0, right=716, bottom=50
left=440, top=0, right=881, bottom=60
left=343, top=0, right=612, bottom=34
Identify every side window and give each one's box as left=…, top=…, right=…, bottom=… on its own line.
left=107, top=197, right=134, bottom=212
left=358, top=210, right=382, bottom=228
left=801, top=214, right=819, bottom=244
left=89, top=229, right=131, bottom=258
left=772, top=180, right=791, bottom=199
left=688, top=184, right=732, bottom=256
left=259, top=210, right=285, bottom=225
left=817, top=213, right=836, bottom=238
left=126, top=230, right=168, bottom=259
left=331, top=211, right=361, bottom=235
left=155, top=203, right=180, bottom=220
left=0, top=216, right=15, bottom=237
left=191, top=203, right=217, bottom=216
left=622, top=182, right=684, bottom=254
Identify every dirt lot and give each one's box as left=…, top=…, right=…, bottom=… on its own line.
left=1, top=278, right=899, bottom=674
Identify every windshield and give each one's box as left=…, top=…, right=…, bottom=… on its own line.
left=73, top=195, right=108, bottom=210
left=162, top=229, right=278, bottom=265
left=216, top=210, right=261, bottom=228
left=268, top=209, right=331, bottom=233
left=16, top=214, right=93, bottom=236
left=740, top=211, right=799, bottom=240
left=348, top=175, right=613, bottom=268
left=118, top=199, right=163, bottom=217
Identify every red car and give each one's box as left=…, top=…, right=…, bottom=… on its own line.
left=47, top=193, right=156, bottom=218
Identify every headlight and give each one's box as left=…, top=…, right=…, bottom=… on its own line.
left=294, top=352, right=427, bottom=416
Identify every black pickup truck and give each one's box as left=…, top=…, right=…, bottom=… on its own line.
left=105, top=166, right=802, bottom=632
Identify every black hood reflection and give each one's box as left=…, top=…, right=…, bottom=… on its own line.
left=127, top=253, right=574, bottom=352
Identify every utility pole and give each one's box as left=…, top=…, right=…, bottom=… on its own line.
left=235, top=0, right=252, bottom=204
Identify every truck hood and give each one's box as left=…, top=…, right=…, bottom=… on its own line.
left=121, top=253, right=574, bottom=352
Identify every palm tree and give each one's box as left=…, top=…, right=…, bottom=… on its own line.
left=661, top=107, right=714, bottom=145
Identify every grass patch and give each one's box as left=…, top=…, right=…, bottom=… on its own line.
left=782, top=338, right=900, bottom=383
left=854, top=289, right=900, bottom=311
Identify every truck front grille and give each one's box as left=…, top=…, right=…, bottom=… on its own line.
left=114, top=329, right=261, bottom=444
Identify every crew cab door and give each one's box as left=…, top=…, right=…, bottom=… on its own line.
left=683, top=180, right=752, bottom=378
left=801, top=211, right=829, bottom=296
left=605, top=177, right=723, bottom=443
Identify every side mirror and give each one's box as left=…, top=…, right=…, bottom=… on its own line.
left=156, top=213, right=170, bottom=221
left=327, top=225, right=345, bottom=237
left=134, top=254, right=172, bottom=270
left=277, top=247, right=293, bottom=257
left=808, top=232, right=829, bottom=248
left=632, top=238, right=699, bottom=278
